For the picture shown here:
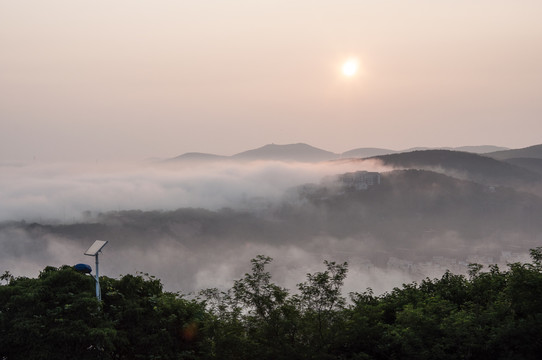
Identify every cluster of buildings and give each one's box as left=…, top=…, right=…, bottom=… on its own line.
left=336, top=171, right=381, bottom=190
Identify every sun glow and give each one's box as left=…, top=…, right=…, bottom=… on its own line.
left=342, top=58, right=359, bottom=77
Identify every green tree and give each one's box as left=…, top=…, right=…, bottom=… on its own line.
left=295, top=260, right=348, bottom=358
left=0, top=266, right=115, bottom=360
left=231, top=255, right=297, bottom=359
left=197, top=288, right=249, bottom=360
left=0, top=267, right=207, bottom=360
left=100, top=272, right=205, bottom=359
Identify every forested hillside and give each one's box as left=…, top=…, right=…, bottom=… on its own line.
left=370, top=150, right=541, bottom=188
left=2, top=250, right=542, bottom=359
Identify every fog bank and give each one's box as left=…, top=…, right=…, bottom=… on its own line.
left=0, top=159, right=386, bottom=222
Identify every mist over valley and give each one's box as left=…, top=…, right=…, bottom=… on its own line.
left=2, top=143, right=541, bottom=295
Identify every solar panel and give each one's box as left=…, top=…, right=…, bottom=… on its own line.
left=84, top=240, right=108, bottom=256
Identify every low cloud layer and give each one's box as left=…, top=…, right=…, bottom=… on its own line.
left=0, top=159, right=386, bottom=222
left=0, top=159, right=536, bottom=296
left=1, top=159, right=404, bottom=294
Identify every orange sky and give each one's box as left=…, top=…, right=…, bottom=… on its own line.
left=1, top=1, right=541, bottom=161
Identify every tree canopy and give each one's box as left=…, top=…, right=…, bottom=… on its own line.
left=2, top=249, right=542, bottom=359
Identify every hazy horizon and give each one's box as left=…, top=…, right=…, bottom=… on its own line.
left=2, top=1, right=542, bottom=162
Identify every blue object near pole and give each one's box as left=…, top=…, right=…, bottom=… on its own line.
left=74, top=263, right=92, bottom=274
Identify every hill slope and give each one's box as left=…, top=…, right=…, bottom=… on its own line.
left=292, top=169, right=542, bottom=258
left=505, top=158, right=542, bottom=175
left=485, top=144, right=542, bottom=160
left=370, top=150, right=541, bottom=187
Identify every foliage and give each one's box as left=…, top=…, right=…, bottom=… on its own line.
left=0, top=267, right=205, bottom=360
left=2, top=248, right=542, bottom=359
left=0, top=266, right=115, bottom=360
left=295, top=260, right=348, bottom=358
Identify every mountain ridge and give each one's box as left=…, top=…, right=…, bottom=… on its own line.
left=169, top=143, right=517, bottom=163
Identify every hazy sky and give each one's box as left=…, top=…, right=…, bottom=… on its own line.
left=1, top=0, right=541, bottom=162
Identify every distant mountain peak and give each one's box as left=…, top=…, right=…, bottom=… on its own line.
left=169, top=152, right=226, bottom=162
left=232, top=143, right=339, bottom=162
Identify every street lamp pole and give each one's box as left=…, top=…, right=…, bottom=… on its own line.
left=94, top=251, right=101, bottom=301
left=84, top=240, right=108, bottom=301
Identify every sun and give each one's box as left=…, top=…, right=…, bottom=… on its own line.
left=342, top=58, right=359, bottom=77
